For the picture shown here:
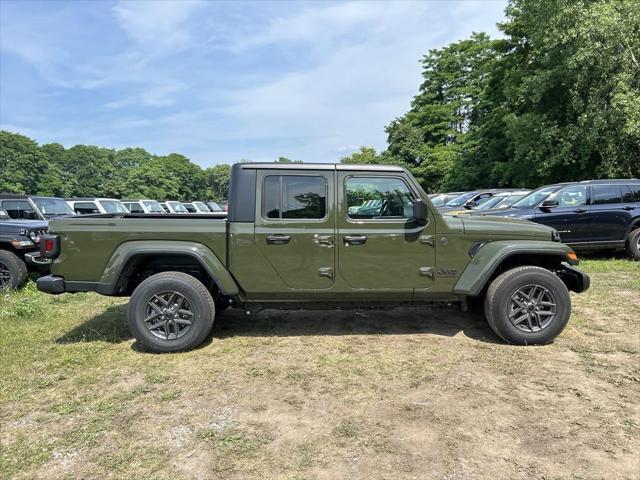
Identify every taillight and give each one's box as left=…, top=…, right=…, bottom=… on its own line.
left=40, top=235, right=60, bottom=259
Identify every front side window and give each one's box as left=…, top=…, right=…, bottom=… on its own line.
left=263, top=175, right=327, bottom=219
left=555, top=186, right=587, bottom=207
left=592, top=185, right=622, bottom=205
left=142, top=200, right=165, bottom=213
left=346, top=177, right=414, bottom=220
left=0, top=200, right=39, bottom=220
left=628, top=185, right=640, bottom=203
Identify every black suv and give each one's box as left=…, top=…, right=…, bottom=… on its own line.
left=478, top=179, right=640, bottom=259
left=0, top=210, right=50, bottom=291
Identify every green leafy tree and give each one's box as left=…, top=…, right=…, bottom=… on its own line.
left=0, top=131, right=46, bottom=193
left=205, top=164, right=231, bottom=201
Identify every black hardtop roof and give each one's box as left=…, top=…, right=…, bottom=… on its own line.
left=235, top=162, right=406, bottom=172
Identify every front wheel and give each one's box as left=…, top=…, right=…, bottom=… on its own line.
left=484, top=266, right=571, bottom=345
left=127, top=272, right=215, bottom=352
left=626, top=228, right=640, bottom=260
left=0, top=250, right=28, bottom=292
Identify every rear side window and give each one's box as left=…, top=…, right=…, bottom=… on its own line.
left=0, top=200, right=39, bottom=220
left=74, top=202, right=100, bottom=214
left=263, top=175, right=327, bottom=219
left=592, top=185, right=622, bottom=205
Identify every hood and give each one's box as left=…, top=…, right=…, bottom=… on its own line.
left=470, top=207, right=532, bottom=217
left=0, top=219, right=49, bottom=230
left=460, top=215, right=554, bottom=239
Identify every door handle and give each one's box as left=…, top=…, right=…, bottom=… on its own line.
left=343, top=235, right=367, bottom=245
left=623, top=206, right=635, bottom=211
left=266, top=234, right=291, bottom=245
left=573, top=208, right=587, bottom=213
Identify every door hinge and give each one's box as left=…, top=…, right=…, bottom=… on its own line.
left=420, top=235, right=434, bottom=247
left=318, top=267, right=334, bottom=280
left=419, top=267, right=435, bottom=279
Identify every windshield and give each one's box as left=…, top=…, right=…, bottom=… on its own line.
left=142, top=200, right=165, bottom=213
left=512, top=186, right=560, bottom=208
left=194, top=201, right=211, bottom=212
left=32, top=197, right=74, bottom=217
left=168, top=201, right=188, bottom=213
left=99, top=200, right=127, bottom=213
left=445, top=192, right=477, bottom=207
left=207, top=202, right=223, bottom=212
left=475, top=195, right=507, bottom=210
left=494, top=192, right=529, bottom=208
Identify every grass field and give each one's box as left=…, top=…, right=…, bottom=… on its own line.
left=1, top=257, right=639, bottom=479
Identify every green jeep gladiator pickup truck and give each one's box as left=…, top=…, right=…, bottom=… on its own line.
left=37, top=163, right=590, bottom=352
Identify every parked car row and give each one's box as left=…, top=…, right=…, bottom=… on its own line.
left=0, top=192, right=228, bottom=292
left=433, top=178, right=640, bottom=259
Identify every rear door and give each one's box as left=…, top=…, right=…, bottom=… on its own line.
left=254, top=169, right=335, bottom=289
left=337, top=172, right=435, bottom=295
left=589, top=185, right=629, bottom=242
left=534, top=185, right=591, bottom=243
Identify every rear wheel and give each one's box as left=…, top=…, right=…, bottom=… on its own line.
left=0, top=250, right=28, bottom=292
left=127, top=271, right=215, bottom=352
left=626, top=228, right=640, bottom=260
left=484, top=266, right=571, bottom=345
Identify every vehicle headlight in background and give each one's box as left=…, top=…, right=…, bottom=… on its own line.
left=29, top=230, right=41, bottom=243
left=552, top=230, right=561, bottom=242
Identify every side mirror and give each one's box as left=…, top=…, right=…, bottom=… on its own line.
left=463, top=200, right=476, bottom=209
left=0, top=210, right=9, bottom=220
left=413, top=199, right=428, bottom=225
left=540, top=198, right=558, bottom=210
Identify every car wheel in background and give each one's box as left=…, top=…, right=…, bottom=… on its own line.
left=127, top=271, right=215, bottom=353
left=625, top=228, right=640, bottom=260
left=0, top=250, right=28, bottom=292
left=484, top=266, right=571, bottom=345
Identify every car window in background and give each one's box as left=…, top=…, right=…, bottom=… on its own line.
left=592, top=185, right=622, bottom=205
left=512, top=186, right=559, bottom=208
left=207, top=202, right=223, bottom=212
left=430, top=194, right=449, bottom=207
left=346, top=177, right=413, bottom=219
left=74, top=202, right=101, bottom=214
left=125, top=202, right=144, bottom=213
left=445, top=192, right=477, bottom=207
left=555, top=185, right=587, bottom=207
left=168, top=201, right=188, bottom=213
left=475, top=195, right=507, bottom=210
left=32, top=197, right=74, bottom=217
left=183, top=203, right=197, bottom=213
left=99, top=200, right=127, bottom=213
left=629, top=184, right=640, bottom=202
left=0, top=200, right=40, bottom=220
left=194, top=202, right=211, bottom=212
left=141, top=200, right=165, bottom=213
left=494, top=192, right=530, bottom=208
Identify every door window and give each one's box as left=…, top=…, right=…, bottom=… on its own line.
left=346, top=177, right=414, bottom=219
left=627, top=185, right=640, bottom=202
left=555, top=186, right=587, bottom=207
left=74, top=202, right=100, bottom=214
left=592, top=185, right=622, bottom=205
left=0, top=200, right=39, bottom=219
left=125, top=202, right=144, bottom=213
left=263, top=175, right=327, bottom=220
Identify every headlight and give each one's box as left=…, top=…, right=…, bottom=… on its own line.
left=29, top=230, right=41, bottom=243
left=552, top=230, right=561, bottom=242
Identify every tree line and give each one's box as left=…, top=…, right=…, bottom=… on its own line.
left=1, top=0, right=638, bottom=198
left=342, top=0, right=640, bottom=191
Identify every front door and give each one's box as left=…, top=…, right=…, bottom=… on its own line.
left=337, top=172, right=435, bottom=293
left=254, top=170, right=335, bottom=290
left=534, top=184, right=591, bottom=244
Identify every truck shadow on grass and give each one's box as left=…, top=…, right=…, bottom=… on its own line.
left=57, top=305, right=501, bottom=347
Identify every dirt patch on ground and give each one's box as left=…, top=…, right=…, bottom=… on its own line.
left=1, top=262, right=639, bottom=479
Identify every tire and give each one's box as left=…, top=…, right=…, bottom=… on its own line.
left=127, top=271, right=215, bottom=353
left=626, top=227, right=640, bottom=260
left=0, top=250, right=28, bottom=292
left=484, top=266, right=571, bottom=345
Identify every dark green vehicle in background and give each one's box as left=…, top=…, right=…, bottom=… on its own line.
left=36, top=163, right=590, bottom=352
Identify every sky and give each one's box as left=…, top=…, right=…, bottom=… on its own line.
left=0, top=0, right=507, bottom=167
